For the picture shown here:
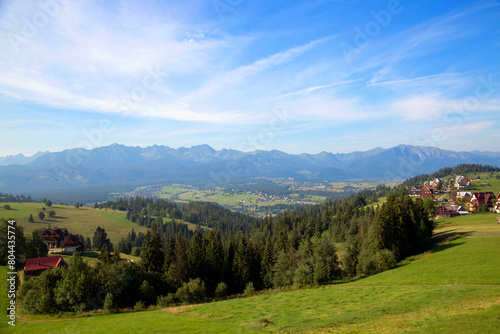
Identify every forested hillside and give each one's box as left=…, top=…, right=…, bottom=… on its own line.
left=8, top=181, right=434, bottom=313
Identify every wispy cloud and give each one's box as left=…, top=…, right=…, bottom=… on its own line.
left=0, top=0, right=499, bottom=155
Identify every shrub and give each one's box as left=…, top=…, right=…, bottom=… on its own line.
left=131, top=247, right=141, bottom=257
left=293, top=261, right=314, bottom=287
left=175, top=278, right=206, bottom=304
left=3, top=204, right=11, bottom=210
left=214, top=282, right=228, bottom=301
left=103, top=293, right=115, bottom=311
left=139, top=280, right=156, bottom=306
left=134, top=300, right=146, bottom=311
left=372, top=249, right=397, bottom=273
left=157, top=293, right=176, bottom=307
left=244, top=282, right=255, bottom=296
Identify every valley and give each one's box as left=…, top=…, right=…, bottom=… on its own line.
left=112, top=179, right=394, bottom=216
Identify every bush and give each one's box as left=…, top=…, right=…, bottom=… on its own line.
left=175, top=278, right=206, bottom=304
left=134, top=300, right=146, bottom=311
left=131, top=247, right=141, bottom=257
left=372, top=249, right=397, bottom=273
left=244, top=282, right=255, bottom=296
left=139, top=280, right=156, bottom=306
left=103, top=293, right=115, bottom=311
left=214, top=282, right=228, bottom=301
left=3, top=204, right=11, bottom=210
left=157, top=293, right=176, bottom=307
left=293, top=261, right=314, bottom=287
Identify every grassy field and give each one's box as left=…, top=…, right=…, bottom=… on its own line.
left=56, top=251, right=141, bottom=265
left=155, top=184, right=326, bottom=208
left=0, top=203, right=148, bottom=246
left=3, top=213, right=499, bottom=333
left=469, top=171, right=500, bottom=196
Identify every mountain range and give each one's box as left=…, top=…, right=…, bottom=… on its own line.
left=1, top=144, right=499, bottom=198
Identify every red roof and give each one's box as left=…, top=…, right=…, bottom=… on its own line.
left=24, top=256, right=68, bottom=273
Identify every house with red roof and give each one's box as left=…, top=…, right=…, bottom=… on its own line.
left=420, top=188, right=435, bottom=200
left=469, top=192, right=496, bottom=212
left=39, top=228, right=83, bottom=254
left=24, top=256, right=68, bottom=276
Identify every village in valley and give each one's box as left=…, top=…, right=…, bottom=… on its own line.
left=408, top=174, right=500, bottom=219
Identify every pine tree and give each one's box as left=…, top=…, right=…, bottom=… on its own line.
left=205, top=231, right=223, bottom=294
left=99, top=244, right=112, bottom=265
left=188, top=232, right=206, bottom=280
left=92, top=226, right=113, bottom=252
left=141, top=224, right=164, bottom=272
left=260, top=238, right=274, bottom=288
left=167, top=233, right=188, bottom=286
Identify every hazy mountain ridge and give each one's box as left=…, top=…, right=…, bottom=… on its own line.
left=0, top=150, right=49, bottom=166
left=0, top=144, right=499, bottom=196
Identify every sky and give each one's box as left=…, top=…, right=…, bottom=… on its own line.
left=0, top=0, right=499, bottom=157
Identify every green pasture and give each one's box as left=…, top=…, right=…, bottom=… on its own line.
left=469, top=171, right=500, bottom=196
left=4, top=211, right=500, bottom=333
left=0, top=203, right=148, bottom=246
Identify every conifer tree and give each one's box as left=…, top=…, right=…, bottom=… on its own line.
left=167, top=233, right=188, bottom=286
left=141, top=224, right=164, bottom=272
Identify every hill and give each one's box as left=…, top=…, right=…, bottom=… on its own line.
left=3, top=213, right=499, bottom=333
left=0, top=144, right=499, bottom=202
left=0, top=203, right=148, bottom=246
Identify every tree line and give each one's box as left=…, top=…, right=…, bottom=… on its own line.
left=0, top=192, right=35, bottom=203
left=95, top=197, right=256, bottom=233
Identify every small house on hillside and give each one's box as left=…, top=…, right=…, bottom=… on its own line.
left=434, top=205, right=468, bottom=219
left=24, top=256, right=68, bottom=276
left=451, top=191, right=472, bottom=204
left=455, top=180, right=473, bottom=191
left=469, top=192, right=496, bottom=212
left=39, top=228, right=84, bottom=254
left=420, top=188, right=435, bottom=200
left=407, top=185, right=422, bottom=197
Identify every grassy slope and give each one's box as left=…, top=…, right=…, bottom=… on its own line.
left=0, top=203, right=148, bottom=246
left=469, top=171, right=500, bottom=195
left=4, top=214, right=500, bottom=333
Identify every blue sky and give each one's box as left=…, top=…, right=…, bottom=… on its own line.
left=1, top=0, right=499, bottom=156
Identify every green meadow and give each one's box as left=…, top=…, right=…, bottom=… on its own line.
left=0, top=203, right=148, bottom=246
left=468, top=171, right=500, bottom=195
left=2, top=213, right=499, bottom=333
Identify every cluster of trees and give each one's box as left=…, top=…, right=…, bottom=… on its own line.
left=0, top=193, right=35, bottom=203
left=96, top=197, right=255, bottom=233
left=116, top=219, right=195, bottom=256
left=0, top=219, right=49, bottom=266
